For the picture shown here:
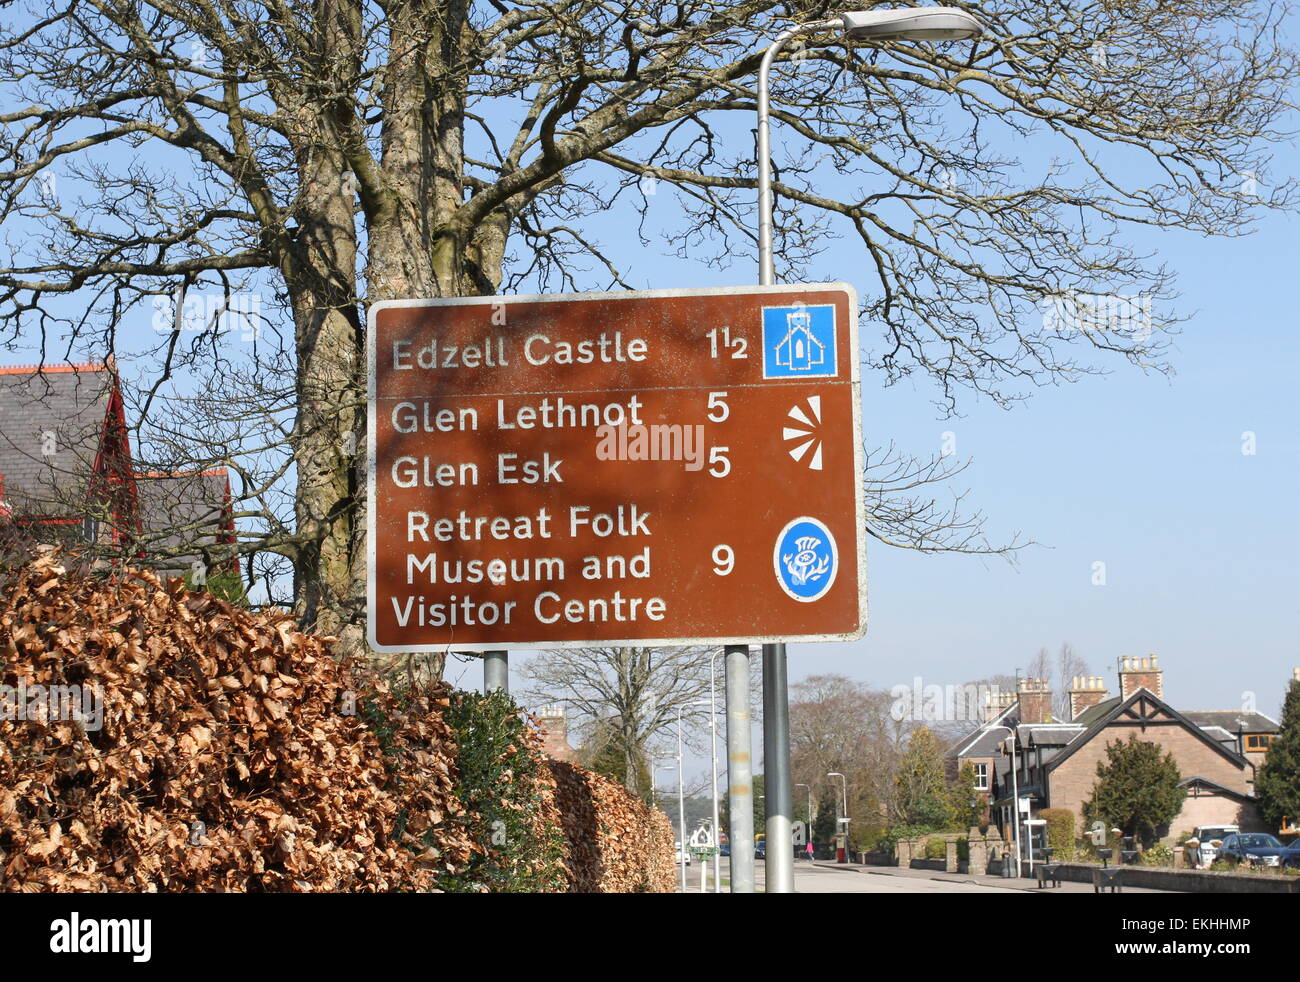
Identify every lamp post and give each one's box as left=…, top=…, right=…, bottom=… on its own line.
left=987, top=725, right=1022, bottom=877
left=796, top=782, right=812, bottom=859
left=652, top=762, right=674, bottom=810
left=676, top=707, right=688, bottom=891
left=828, top=772, right=849, bottom=862
left=708, top=651, right=723, bottom=893
left=753, top=6, right=983, bottom=895
left=676, top=700, right=713, bottom=892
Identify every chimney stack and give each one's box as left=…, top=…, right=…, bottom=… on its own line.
left=983, top=687, right=1017, bottom=723
left=1017, top=677, right=1053, bottom=724
left=1117, top=654, right=1164, bottom=699
left=1067, top=676, right=1108, bottom=720
left=534, top=704, right=576, bottom=762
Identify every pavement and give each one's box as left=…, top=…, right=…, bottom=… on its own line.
left=680, top=859, right=1174, bottom=893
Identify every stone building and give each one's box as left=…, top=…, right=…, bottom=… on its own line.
left=953, top=656, right=1284, bottom=857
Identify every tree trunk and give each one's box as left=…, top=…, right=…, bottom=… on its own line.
left=303, top=0, right=510, bottom=663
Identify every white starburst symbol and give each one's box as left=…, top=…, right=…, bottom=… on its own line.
left=783, top=396, right=823, bottom=470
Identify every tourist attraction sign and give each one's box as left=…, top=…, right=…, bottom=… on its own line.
left=367, top=284, right=866, bottom=650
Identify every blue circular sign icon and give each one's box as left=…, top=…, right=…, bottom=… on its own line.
left=773, top=517, right=838, bottom=603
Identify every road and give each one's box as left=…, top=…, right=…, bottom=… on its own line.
left=679, top=858, right=1024, bottom=893
left=678, top=858, right=1174, bottom=893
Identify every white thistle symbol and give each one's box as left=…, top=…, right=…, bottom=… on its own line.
left=783, top=536, right=830, bottom=586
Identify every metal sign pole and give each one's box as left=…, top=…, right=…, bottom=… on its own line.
left=724, top=644, right=755, bottom=893
left=762, top=642, right=795, bottom=893
left=483, top=650, right=508, bottom=693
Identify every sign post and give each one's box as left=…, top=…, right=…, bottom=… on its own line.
left=367, top=284, right=866, bottom=651
left=368, top=284, right=868, bottom=896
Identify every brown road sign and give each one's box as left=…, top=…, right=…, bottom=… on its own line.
left=367, top=284, right=866, bottom=651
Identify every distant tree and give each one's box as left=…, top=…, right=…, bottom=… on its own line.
left=583, top=717, right=651, bottom=801
left=521, top=646, right=726, bottom=800
left=1083, top=736, right=1185, bottom=847
left=948, top=762, right=982, bottom=831
left=1026, top=643, right=1089, bottom=721
left=1256, top=675, right=1300, bottom=832
left=892, top=726, right=953, bottom=829
left=790, top=674, right=904, bottom=830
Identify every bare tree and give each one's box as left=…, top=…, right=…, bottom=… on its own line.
left=1027, top=642, right=1090, bottom=720
left=789, top=674, right=904, bottom=825
left=2, top=1, right=1294, bottom=655
left=520, top=645, right=733, bottom=798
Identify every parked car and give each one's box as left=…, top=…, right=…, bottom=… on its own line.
left=754, top=839, right=766, bottom=860
left=1217, top=833, right=1300, bottom=869
left=1185, top=825, right=1239, bottom=868
left=673, top=842, right=692, bottom=866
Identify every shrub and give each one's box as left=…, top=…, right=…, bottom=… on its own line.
left=0, top=557, right=473, bottom=892
left=924, top=837, right=948, bottom=860
left=438, top=690, right=567, bottom=893
left=183, top=567, right=249, bottom=605
left=1141, top=843, right=1175, bottom=867
left=1039, top=808, right=1076, bottom=860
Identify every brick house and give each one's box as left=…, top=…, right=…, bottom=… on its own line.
left=0, top=361, right=234, bottom=574
left=954, top=656, right=1282, bottom=856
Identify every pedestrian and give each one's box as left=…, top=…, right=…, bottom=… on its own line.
left=805, top=840, right=814, bottom=862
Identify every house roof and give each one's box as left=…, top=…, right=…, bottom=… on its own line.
left=952, top=702, right=1020, bottom=759
left=1022, top=725, right=1085, bottom=747
left=1045, top=688, right=1251, bottom=775
left=1183, top=710, right=1280, bottom=734
left=0, top=363, right=116, bottom=518
left=1072, top=695, right=1122, bottom=728
left=133, top=468, right=233, bottom=572
left=1198, top=725, right=1237, bottom=745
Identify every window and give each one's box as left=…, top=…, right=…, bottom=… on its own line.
left=974, top=762, right=989, bottom=791
left=1245, top=734, right=1273, bottom=751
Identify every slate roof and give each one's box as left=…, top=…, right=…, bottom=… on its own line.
left=1072, top=696, right=1122, bottom=729
left=1183, top=710, right=1279, bottom=734
left=952, top=702, right=1020, bottom=759
left=1045, top=689, right=1251, bottom=774
left=134, top=469, right=234, bottom=575
left=1021, top=725, right=1085, bottom=747
left=0, top=363, right=115, bottom=517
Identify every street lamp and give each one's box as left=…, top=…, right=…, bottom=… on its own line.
left=676, top=700, right=713, bottom=893
left=795, top=782, right=812, bottom=859
left=707, top=651, right=724, bottom=893
left=652, top=762, right=674, bottom=809
left=753, top=6, right=983, bottom=895
left=756, top=7, right=983, bottom=285
left=986, top=725, right=1022, bottom=877
left=827, top=772, right=849, bottom=862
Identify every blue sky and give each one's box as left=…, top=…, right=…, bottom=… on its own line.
left=503, top=70, right=1300, bottom=780
left=534, top=197, right=1300, bottom=778
left=509, top=199, right=1300, bottom=779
